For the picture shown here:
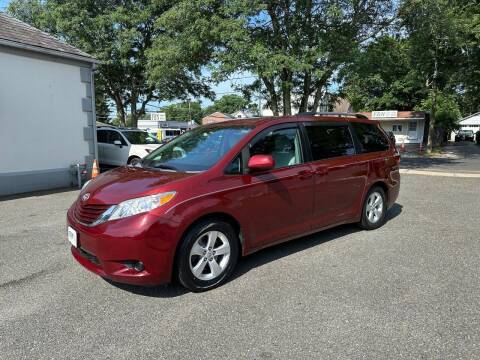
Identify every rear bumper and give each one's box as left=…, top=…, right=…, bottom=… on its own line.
left=388, top=170, right=400, bottom=208
left=67, top=205, right=179, bottom=286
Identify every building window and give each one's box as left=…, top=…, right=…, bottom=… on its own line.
left=408, top=121, right=417, bottom=131
left=392, top=124, right=403, bottom=133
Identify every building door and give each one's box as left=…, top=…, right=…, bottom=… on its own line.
left=408, top=121, right=418, bottom=140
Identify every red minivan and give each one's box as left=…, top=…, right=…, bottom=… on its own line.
left=67, top=113, right=400, bottom=292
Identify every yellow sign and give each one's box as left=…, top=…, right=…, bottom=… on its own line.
left=157, top=130, right=163, bottom=140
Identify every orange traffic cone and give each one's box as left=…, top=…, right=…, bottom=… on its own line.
left=400, top=139, right=406, bottom=153
left=92, top=159, right=100, bottom=179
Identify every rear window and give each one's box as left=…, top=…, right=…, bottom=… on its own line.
left=305, top=124, right=355, bottom=160
left=351, top=123, right=389, bottom=153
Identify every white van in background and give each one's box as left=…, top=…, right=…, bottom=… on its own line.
left=97, top=128, right=162, bottom=166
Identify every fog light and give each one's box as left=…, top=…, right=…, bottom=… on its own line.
left=133, top=261, right=144, bottom=272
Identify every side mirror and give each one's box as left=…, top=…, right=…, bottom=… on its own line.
left=248, top=154, right=275, bottom=172
left=113, top=140, right=122, bottom=147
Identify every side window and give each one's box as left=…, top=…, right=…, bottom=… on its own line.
left=108, top=131, right=126, bottom=145
left=351, top=123, right=389, bottom=153
left=225, top=154, right=242, bottom=175
left=305, top=124, right=355, bottom=160
left=250, top=127, right=303, bottom=169
left=97, top=130, right=108, bottom=143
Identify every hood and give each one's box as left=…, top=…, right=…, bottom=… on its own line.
left=81, top=166, right=195, bottom=204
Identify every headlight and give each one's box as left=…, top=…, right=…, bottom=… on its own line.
left=81, top=179, right=92, bottom=190
left=94, top=192, right=176, bottom=225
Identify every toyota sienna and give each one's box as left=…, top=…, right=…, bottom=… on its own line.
left=67, top=113, right=400, bottom=292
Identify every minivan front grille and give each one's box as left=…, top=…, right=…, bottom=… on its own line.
left=74, top=201, right=111, bottom=225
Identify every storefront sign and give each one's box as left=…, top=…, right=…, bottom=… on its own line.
left=150, top=112, right=166, bottom=122
left=372, top=110, right=398, bottom=119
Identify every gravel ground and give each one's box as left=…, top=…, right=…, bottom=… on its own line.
left=1, top=175, right=479, bottom=359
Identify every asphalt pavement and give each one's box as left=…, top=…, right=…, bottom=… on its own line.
left=1, top=175, right=479, bottom=359
left=401, top=142, right=480, bottom=174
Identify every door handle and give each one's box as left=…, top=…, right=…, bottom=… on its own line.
left=298, top=170, right=313, bottom=180
left=313, top=165, right=328, bottom=176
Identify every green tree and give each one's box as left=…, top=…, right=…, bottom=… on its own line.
left=400, top=0, right=467, bottom=151
left=8, top=0, right=210, bottom=127
left=204, top=94, right=250, bottom=115
left=453, top=0, right=480, bottom=115
left=150, top=0, right=395, bottom=116
left=339, top=36, right=426, bottom=111
left=417, top=92, right=461, bottom=144
left=160, top=101, right=204, bottom=124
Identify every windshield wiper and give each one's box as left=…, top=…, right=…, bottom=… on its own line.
left=146, top=160, right=180, bottom=172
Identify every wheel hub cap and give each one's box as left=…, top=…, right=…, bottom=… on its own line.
left=189, top=230, right=231, bottom=281
left=366, top=191, right=384, bottom=224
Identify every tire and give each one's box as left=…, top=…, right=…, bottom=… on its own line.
left=177, top=220, right=240, bottom=292
left=128, top=156, right=142, bottom=166
left=359, top=186, right=387, bottom=230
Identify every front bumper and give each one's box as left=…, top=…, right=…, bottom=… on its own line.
left=67, top=205, right=179, bottom=286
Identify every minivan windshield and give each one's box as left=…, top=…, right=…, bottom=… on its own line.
left=122, top=131, right=160, bottom=145
left=142, top=125, right=253, bottom=172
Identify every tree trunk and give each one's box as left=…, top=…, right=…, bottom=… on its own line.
left=282, top=70, right=292, bottom=115
left=310, top=86, right=324, bottom=112
left=309, top=70, right=332, bottom=112
left=298, top=72, right=311, bottom=113
left=427, top=90, right=436, bottom=153
left=427, top=55, right=439, bottom=153
left=115, top=101, right=126, bottom=127
left=261, top=76, right=280, bottom=116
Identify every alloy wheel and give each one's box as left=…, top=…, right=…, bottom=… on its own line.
left=189, top=231, right=231, bottom=281
left=366, top=191, right=384, bottom=224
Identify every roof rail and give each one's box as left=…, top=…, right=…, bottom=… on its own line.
left=297, top=112, right=368, bottom=119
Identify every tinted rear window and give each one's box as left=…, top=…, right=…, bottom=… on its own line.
left=351, top=123, right=389, bottom=153
left=305, top=124, right=355, bottom=160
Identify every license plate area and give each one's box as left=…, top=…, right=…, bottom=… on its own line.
left=67, top=226, right=78, bottom=247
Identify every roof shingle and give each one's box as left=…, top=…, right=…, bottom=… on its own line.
left=0, top=12, right=94, bottom=62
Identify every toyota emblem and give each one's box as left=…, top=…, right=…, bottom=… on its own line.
left=82, top=193, right=90, bottom=202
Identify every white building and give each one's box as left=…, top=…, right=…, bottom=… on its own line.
left=0, top=13, right=97, bottom=196
left=360, top=111, right=428, bottom=145
left=454, top=112, right=480, bottom=141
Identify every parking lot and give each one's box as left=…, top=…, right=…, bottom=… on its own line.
left=1, top=174, right=479, bottom=359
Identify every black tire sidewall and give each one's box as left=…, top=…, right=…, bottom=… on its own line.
left=177, top=221, right=239, bottom=292
left=128, top=157, right=141, bottom=165
left=361, top=187, right=387, bottom=230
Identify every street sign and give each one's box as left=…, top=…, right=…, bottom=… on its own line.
left=150, top=112, right=166, bottom=122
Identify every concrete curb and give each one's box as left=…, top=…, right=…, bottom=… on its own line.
left=400, top=169, right=480, bottom=178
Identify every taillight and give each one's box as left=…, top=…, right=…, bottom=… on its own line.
left=394, top=151, right=401, bottom=165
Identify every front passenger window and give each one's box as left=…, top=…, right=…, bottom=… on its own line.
left=108, top=131, right=126, bottom=146
left=250, top=128, right=303, bottom=169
